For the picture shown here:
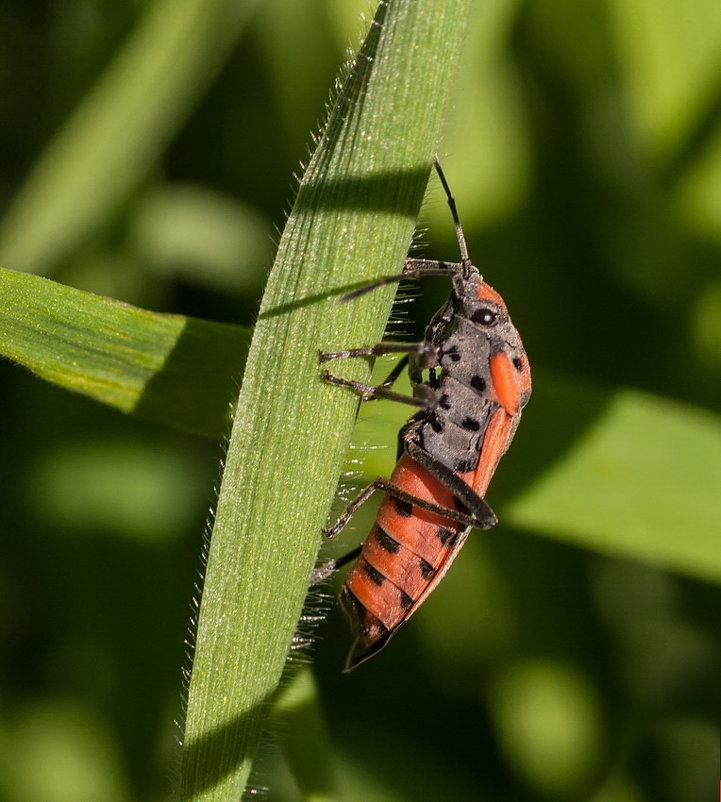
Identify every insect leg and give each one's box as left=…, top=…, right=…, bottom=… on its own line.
left=310, top=545, right=362, bottom=585
left=403, top=258, right=464, bottom=278
left=403, top=437, right=497, bottom=529
left=349, top=354, right=414, bottom=395
left=321, top=370, right=437, bottom=408
left=321, top=340, right=437, bottom=396
left=339, top=258, right=464, bottom=302
left=323, top=477, right=480, bottom=539
left=377, top=355, right=410, bottom=389
left=320, top=341, right=434, bottom=365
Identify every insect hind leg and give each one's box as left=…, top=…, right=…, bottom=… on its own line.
left=403, top=436, right=497, bottom=529
left=323, top=477, right=482, bottom=540
left=310, top=545, right=362, bottom=585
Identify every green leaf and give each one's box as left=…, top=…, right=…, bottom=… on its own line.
left=607, top=0, right=721, bottom=161
left=0, top=268, right=249, bottom=438
left=179, top=0, right=477, bottom=798
left=505, top=380, right=721, bottom=584
left=0, top=0, right=258, bottom=274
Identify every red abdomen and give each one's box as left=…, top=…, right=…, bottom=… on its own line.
left=340, top=453, right=469, bottom=670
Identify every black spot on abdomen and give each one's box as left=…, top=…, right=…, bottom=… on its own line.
left=375, top=525, right=400, bottom=553
left=363, top=563, right=385, bottom=585
left=399, top=590, right=413, bottom=610
left=436, top=527, right=454, bottom=545
left=419, top=559, right=434, bottom=579
left=393, top=498, right=413, bottom=517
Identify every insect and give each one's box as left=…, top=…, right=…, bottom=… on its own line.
left=316, top=157, right=532, bottom=671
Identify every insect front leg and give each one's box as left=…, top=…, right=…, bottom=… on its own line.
left=402, top=257, right=463, bottom=279
left=319, top=340, right=436, bottom=367
left=338, top=258, right=463, bottom=302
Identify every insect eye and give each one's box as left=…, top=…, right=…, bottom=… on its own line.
left=471, top=307, right=497, bottom=326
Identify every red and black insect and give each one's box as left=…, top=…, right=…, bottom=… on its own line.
left=316, top=158, right=531, bottom=671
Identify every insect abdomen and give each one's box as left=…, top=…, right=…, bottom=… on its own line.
left=339, top=454, right=468, bottom=670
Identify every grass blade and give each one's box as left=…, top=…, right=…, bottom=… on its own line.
left=180, top=0, right=476, bottom=798
left=269, top=667, right=336, bottom=802
left=0, top=268, right=248, bottom=438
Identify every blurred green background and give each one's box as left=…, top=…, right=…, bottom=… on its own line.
left=1, top=0, right=719, bottom=800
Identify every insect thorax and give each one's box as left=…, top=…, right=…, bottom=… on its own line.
left=412, top=316, right=498, bottom=475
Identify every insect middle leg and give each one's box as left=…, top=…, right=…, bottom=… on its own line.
left=320, top=341, right=436, bottom=407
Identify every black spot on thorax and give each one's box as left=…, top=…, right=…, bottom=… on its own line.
left=443, top=345, right=462, bottom=362
left=454, top=455, right=478, bottom=472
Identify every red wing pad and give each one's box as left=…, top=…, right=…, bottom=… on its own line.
left=490, top=351, right=522, bottom=415
left=460, top=406, right=514, bottom=499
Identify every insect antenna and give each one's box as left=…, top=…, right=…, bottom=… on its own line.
left=432, top=156, right=472, bottom=276
left=336, top=158, right=471, bottom=303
